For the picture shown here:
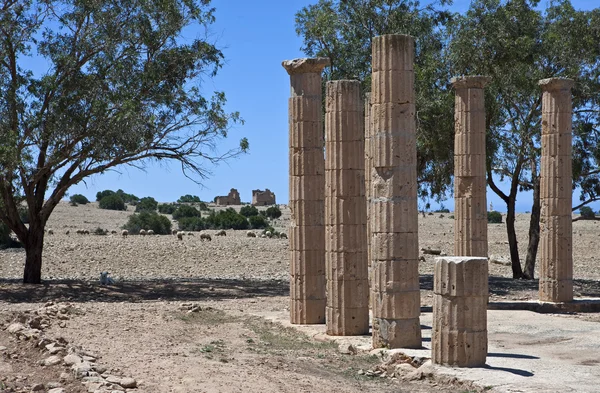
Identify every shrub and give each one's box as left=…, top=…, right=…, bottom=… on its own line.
left=96, top=189, right=115, bottom=201
left=70, top=194, right=89, bottom=205
left=240, top=205, right=259, bottom=217
left=205, top=208, right=249, bottom=230
left=198, top=202, right=210, bottom=211
left=116, top=189, right=139, bottom=205
left=94, top=227, right=108, bottom=235
left=99, top=194, right=126, bottom=211
left=135, top=197, right=158, bottom=213
left=0, top=221, right=22, bottom=249
left=579, top=206, right=595, bottom=219
left=172, top=205, right=201, bottom=219
left=488, top=211, right=502, bottom=224
left=123, top=211, right=172, bottom=235
left=265, top=206, right=282, bottom=219
left=249, top=215, right=269, bottom=229
left=178, top=216, right=207, bottom=231
left=177, top=194, right=202, bottom=203
left=158, top=203, right=178, bottom=214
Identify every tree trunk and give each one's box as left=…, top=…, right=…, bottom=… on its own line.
left=506, top=196, right=525, bottom=279
left=23, top=224, right=44, bottom=284
left=524, top=180, right=540, bottom=279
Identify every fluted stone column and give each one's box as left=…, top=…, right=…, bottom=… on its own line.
left=325, top=80, right=369, bottom=335
left=452, top=76, right=490, bottom=257
left=365, top=92, right=373, bottom=273
left=370, top=34, right=421, bottom=348
left=283, top=57, right=330, bottom=324
left=432, top=257, right=488, bottom=367
left=539, top=78, right=574, bottom=303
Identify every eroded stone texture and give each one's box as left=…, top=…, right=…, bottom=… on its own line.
left=451, top=76, right=490, bottom=257
left=364, top=92, right=373, bottom=273
left=370, top=35, right=421, bottom=348
left=324, top=80, right=369, bottom=336
left=539, top=78, right=574, bottom=303
left=284, top=57, right=330, bottom=324
left=432, top=257, right=488, bottom=367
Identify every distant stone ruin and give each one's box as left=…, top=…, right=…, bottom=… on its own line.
left=251, top=189, right=276, bottom=206
left=214, top=188, right=241, bottom=206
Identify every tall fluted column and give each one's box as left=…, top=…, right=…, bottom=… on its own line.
left=370, top=34, right=421, bottom=348
left=539, top=78, right=574, bottom=303
left=283, top=57, right=330, bottom=324
left=452, top=76, right=490, bottom=257
left=365, top=92, right=373, bottom=273
left=325, top=80, right=369, bottom=335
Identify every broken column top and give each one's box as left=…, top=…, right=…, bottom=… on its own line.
left=451, top=76, right=491, bottom=89
left=539, top=77, right=575, bottom=91
left=282, top=57, right=330, bottom=75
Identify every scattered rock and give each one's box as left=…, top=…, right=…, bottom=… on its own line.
left=31, top=383, right=45, bottom=391
left=405, top=362, right=434, bottom=381
left=63, top=353, right=83, bottom=365
left=6, top=323, right=25, bottom=333
left=489, top=255, right=511, bottom=266
left=338, top=344, right=357, bottom=355
left=119, top=377, right=137, bottom=388
left=41, top=355, right=63, bottom=367
left=48, top=389, right=66, bottom=393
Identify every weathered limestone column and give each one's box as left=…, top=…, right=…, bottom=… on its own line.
left=432, top=257, right=488, bottom=367
left=283, top=57, right=330, bottom=324
left=325, top=80, right=369, bottom=335
left=452, top=76, right=490, bottom=257
left=371, top=34, right=421, bottom=348
left=539, top=78, right=574, bottom=303
left=365, top=92, right=373, bottom=273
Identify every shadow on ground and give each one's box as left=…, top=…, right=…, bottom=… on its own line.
left=0, top=278, right=289, bottom=303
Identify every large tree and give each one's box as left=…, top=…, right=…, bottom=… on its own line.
left=0, top=0, right=247, bottom=283
left=295, top=0, right=456, bottom=200
left=448, top=0, right=600, bottom=278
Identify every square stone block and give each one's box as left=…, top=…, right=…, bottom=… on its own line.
left=371, top=35, right=414, bottom=73
left=289, top=73, right=322, bottom=99
left=370, top=232, right=419, bottom=262
left=434, top=257, right=488, bottom=298
left=289, top=225, right=325, bottom=252
left=370, top=259, right=420, bottom=292
left=372, top=316, right=422, bottom=349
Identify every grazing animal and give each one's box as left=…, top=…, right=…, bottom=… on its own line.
left=177, top=231, right=184, bottom=240
left=200, top=233, right=212, bottom=241
left=279, top=233, right=288, bottom=239
left=111, top=230, right=117, bottom=234
left=100, top=271, right=115, bottom=285
left=187, top=232, right=194, bottom=236
left=265, top=231, right=272, bottom=238
left=47, top=228, right=54, bottom=235
left=247, top=231, right=256, bottom=238
left=121, top=230, right=128, bottom=237
left=215, top=230, right=226, bottom=236
left=147, top=229, right=155, bottom=235
left=65, top=230, right=70, bottom=235
left=140, top=229, right=147, bottom=236
left=83, top=229, right=90, bottom=235
left=172, top=229, right=178, bottom=235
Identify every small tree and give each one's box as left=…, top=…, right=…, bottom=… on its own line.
left=123, top=212, right=172, bottom=235
left=177, top=194, right=202, bottom=203
left=265, top=206, right=282, bottom=219
left=98, top=195, right=126, bottom=211
left=135, top=197, right=158, bottom=213
left=240, top=205, right=259, bottom=217
left=488, top=211, right=503, bottom=224
left=178, top=216, right=206, bottom=231
left=96, top=190, right=116, bottom=202
left=69, top=194, right=90, bottom=205
left=579, top=206, right=596, bottom=220
left=172, top=205, right=201, bottom=219
left=249, top=215, right=269, bottom=229
left=158, top=203, right=178, bottom=214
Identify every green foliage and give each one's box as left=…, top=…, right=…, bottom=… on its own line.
left=488, top=211, right=503, bottom=224
left=116, top=189, right=139, bottom=205
left=94, top=227, right=108, bottom=235
left=70, top=194, right=89, bottom=205
left=158, top=203, right=178, bottom=214
left=135, top=197, right=158, bottom=213
left=265, top=206, right=282, bottom=219
left=99, top=194, right=126, bottom=211
left=96, top=190, right=115, bottom=202
left=0, top=221, right=21, bottom=249
left=204, top=208, right=249, bottom=230
left=123, top=212, right=172, bottom=235
left=249, top=215, right=269, bottom=229
left=178, top=194, right=202, bottom=203
left=178, top=216, right=207, bottom=231
left=18, top=207, right=29, bottom=224
left=240, top=205, right=259, bottom=217
left=198, top=202, right=210, bottom=211
left=173, top=204, right=201, bottom=219
left=579, top=206, right=596, bottom=219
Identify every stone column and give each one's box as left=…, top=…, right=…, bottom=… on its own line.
left=432, top=257, right=488, bottom=367
left=539, top=78, right=574, bottom=303
left=365, top=92, right=373, bottom=273
left=451, top=76, right=490, bottom=257
left=370, top=34, right=421, bottom=348
left=325, top=80, right=369, bottom=335
left=283, top=57, right=330, bottom=324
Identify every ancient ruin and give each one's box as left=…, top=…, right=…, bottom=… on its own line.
left=539, top=78, right=575, bottom=303
left=452, top=76, right=490, bottom=257
left=324, top=80, right=369, bottom=335
left=283, top=57, right=330, bottom=324
left=251, top=189, right=276, bottom=206
left=214, top=188, right=241, bottom=206
left=364, top=92, right=373, bottom=278
left=370, top=34, right=421, bottom=348
left=432, top=257, right=488, bottom=367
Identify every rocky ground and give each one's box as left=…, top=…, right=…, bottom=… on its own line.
left=1, top=201, right=599, bottom=392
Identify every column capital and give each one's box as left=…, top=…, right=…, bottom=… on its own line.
left=451, top=76, right=491, bottom=89
left=282, top=57, right=330, bottom=75
left=539, top=77, right=574, bottom=92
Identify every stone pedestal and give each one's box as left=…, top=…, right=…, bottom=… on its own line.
left=324, top=80, right=369, bottom=335
left=283, top=57, right=330, bottom=324
left=370, top=34, right=421, bottom=348
left=451, top=76, right=490, bottom=257
left=538, top=78, right=574, bottom=303
left=432, top=257, right=488, bottom=367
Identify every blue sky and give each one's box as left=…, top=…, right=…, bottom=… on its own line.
left=65, top=0, right=599, bottom=212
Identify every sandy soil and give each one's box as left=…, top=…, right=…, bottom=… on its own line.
left=1, top=202, right=599, bottom=392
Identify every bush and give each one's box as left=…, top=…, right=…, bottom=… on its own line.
left=172, top=205, right=201, bottom=219
left=70, top=194, right=89, bottom=205
left=0, top=221, right=21, bottom=249
left=579, top=206, right=595, bottom=219
left=248, top=215, right=269, bottom=229
left=265, top=206, right=282, bottom=219
left=135, top=197, right=158, bottom=213
left=198, top=202, right=210, bottom=211
left=116, top=189, right=139, bottom=205
left=94, top=227, right=108, bottom=235
left=240, top=205, right=259, bottom=217
left=488, top=211, right=502, bottom=224
left=158, top=203, right=178, bottom=214
left=123, top=211, right=172, bottom=235
left=205, top=208, right=249, bottom=230
left=178, top=216, right=207, bottom=231
left=99, top=194, right=126, bottom=211
left=177, top=194, right=202, bottom=203
left=96, top=189, right=115, bottom=201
